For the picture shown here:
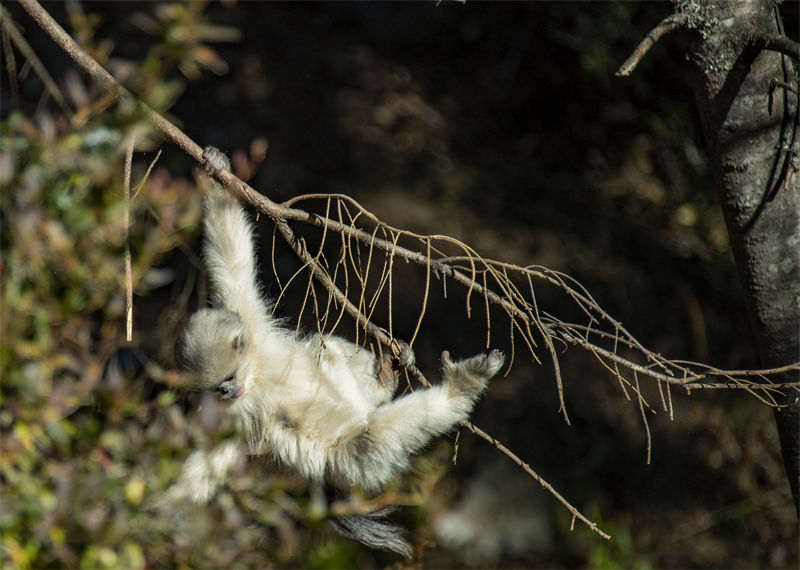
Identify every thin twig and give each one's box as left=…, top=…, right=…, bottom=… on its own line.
left=461, top=422, right=611, bottom=540
left=0, top=4, right=73, bottom=118
left=633, top=371, right=652, bottom=465
left=616, top=12, right=686, bottom=77
left=123, top=139, right=134, bottom=342
left=1, top=12, right=20, bottom=108
left=771, top=80, right=799, bottom=96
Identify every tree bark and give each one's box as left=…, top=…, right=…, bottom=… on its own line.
left=683, top=0, right=800, bottom=514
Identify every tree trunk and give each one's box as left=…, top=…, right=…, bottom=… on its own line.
left=683, top=0, right=800, bottom=514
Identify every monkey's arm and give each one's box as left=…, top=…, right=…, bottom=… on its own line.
left=201, top=147, right=271, bottom=330
left=166, top=441, right=245, bottom=504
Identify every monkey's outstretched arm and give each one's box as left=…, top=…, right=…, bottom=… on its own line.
left=201, top=146, right=271, bottom=332
left=165, top=441, right=245, bottom=504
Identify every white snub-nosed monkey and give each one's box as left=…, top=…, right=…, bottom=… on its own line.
left=169, top=146, right=505, bottom=556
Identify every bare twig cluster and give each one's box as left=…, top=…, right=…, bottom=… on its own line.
left=15, top=0, right=800, bottom=542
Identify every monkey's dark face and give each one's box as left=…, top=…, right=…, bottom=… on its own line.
left=175, top=308, right=247, bottom=400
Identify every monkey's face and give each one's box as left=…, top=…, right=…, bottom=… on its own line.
left=175, top=308, right=247, bottom=400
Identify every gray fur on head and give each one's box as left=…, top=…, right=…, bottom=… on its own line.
left=175, top=308, right=245, bottom=391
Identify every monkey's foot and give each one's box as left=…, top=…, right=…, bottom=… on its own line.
left=377, top=357, right=400, bottom=393
left=203, top=145, right=231, bottom=174
left=391, top=339, right=415, bottom=369
left=442, top=349, right=505, bottom=378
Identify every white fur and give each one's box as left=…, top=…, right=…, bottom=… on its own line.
left=169, top=148, right=504, bottom=507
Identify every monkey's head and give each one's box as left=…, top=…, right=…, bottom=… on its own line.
left=175, top=308, right=247, bottom=400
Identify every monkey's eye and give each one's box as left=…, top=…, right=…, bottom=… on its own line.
left=232, top=333, right=245, bottom=350
left=216, top=376, right=238, bottom=399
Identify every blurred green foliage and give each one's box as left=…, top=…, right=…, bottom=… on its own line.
left=1, top=111, right=175, bottom=569
left=555, top=504, right=654, bottom=570
left=0, top=4, right=255, bottom=568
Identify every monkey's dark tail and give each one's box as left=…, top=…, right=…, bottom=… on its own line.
left=329, top=508, right=412, bottom=558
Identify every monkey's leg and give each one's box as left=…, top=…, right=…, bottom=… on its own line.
left=375, top=340, right=415, bottom=398
left=377, top=355, right=400, bottom=396
left=337, top=351, right=501, bottom=490
left=337, top=385, right=471, bottom=490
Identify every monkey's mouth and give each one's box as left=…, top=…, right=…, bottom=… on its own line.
left=216, top=375, right=245, bottom=399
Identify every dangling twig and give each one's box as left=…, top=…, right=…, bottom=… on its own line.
left=123, top=139, right=135, bottom=342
